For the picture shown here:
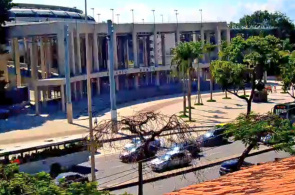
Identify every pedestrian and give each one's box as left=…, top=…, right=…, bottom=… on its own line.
left=94, top=117, right=98, bottom=126
left=274, top=86, right=277, bottom=93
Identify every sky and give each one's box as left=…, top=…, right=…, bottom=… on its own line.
left=13, top=0, right=295, bottom=23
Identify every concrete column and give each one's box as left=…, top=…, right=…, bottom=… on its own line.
left=206, top=32, right=211, bottom=44
left=40, top=38, right=46, bottom=79
left=226, top=28, right=231, bottom=44
left=73, top=82, right=78, bottom=101
left=46, top=39, right=52, bottom=78
left=76, top=32, right=82, bottom=74
left=70, top=31, right=76, bottom=75
left=143, top=36, right=148, bottom=66
left=134, top=74, right=139, bottom=89
left=13, top=38, right=21, bottom=87
left=115, top=76, right=120, bottom=91
left=153, top=31, right=158, bottom=66
left=193, top=33, right=197, bottom=42
left=125, top=76, right=129, bottom=89
left=93, top=33, right=99, bottom=72
left=79, top=81, right=83, bottom=99
left=57, top=30, right=65, bottom=76
left=113, top=28, right=118, bottom=69
left=215, top=27, right=221, bottom=53
left=201, top=29, right=205, bottom=45
left=161, top=34, right=166, bottom=66
left=96, top=77, right=101, bottom=95
left=175, top=31, right=180, bottom=46
left=156, top=71, right=160, bottom=86
left=145, top=73, right=149, bottom=86
left=132, top=31, right=138, bottom=67
left=34, top=86, right=40, bottom=115
left=61, top=85, right=65, bottom=112
left=23, top=38, right=28, bottom=64
left=31, top=37, right=38, bottom=81
left=125, top=37, right=129, bottom=68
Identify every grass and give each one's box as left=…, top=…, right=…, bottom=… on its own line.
left=185, top=119, right=197, bottom=122
left=194, top=103, right=204, bottom=106
left=207, top=99, right=216, bottom=102
left=186, top=106, right=195, bottom=109
left=179, top=114, right=189, bottom=118
left=239, top=95, right=250, bottom=98
left=222, top=97, right=232, bottom=99
left=281, top=91, right=288, bottom=94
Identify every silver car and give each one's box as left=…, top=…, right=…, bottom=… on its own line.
left=150, top=150, right=192, bottom=172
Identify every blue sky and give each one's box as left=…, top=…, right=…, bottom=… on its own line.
left=14, top=0, right=295, bottom=23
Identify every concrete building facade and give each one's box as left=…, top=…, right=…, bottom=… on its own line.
left=4, top=21, right=230, bottom=118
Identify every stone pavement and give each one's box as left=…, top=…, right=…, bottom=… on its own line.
left=0, top=88, right=292, bottom=151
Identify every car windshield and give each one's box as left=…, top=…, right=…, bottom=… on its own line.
left=125, top=146, right=137, bottom=153
left=159, top=154, right=171, bottom=161
left=204, top=131, right=214, bottom=138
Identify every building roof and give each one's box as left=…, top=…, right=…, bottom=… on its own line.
left=12, top=3, right=83, bottom=14
left=166, top=157, right=295, bottom=195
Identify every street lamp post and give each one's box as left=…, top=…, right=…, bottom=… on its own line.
left=117, top=14, right=120, bottom=24
left=131, top=9, right=134, bottom=23
left=91, top=8, right=94, bottom=18
left=97, top=13, right=100, bottom=23
left=110, top=8, right=114, bottom=22
left=84, top=0, right=87, bottom=22
left=152, top=10, right=155, bottom=24
left=161, top=14, right=164, bottom=23
left=142, top=19, right=144, bottom=24
left=199, top=9, right=203, bottom=27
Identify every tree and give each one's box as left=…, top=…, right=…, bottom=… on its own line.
left=212, top=35, right=282, bottom=115
left=0, top=164, right=112, bottom=195
left=93, top=112, right=196, bottom=161
left=0, top=0, right=14, bottom=53
left=280, top=52, right=295, bottom=98
left=225, top=112, right=295, bottom=170
left=203, top=43, right=217, bottom=102
left=230, top=10, right=295, bottom=42
left=172, top=42, right=203, bottom=121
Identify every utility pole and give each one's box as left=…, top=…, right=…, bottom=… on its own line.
left=138, top=161, right=143, bottom=195
left=117, top=14, right=120, bottom=24
left=131, top=9, right=134, bottom=23
left=64, top=25, right=73, bottom=124
left=107, top=20, right=117, bottom=132
left=84, top=0, right=87, bottom=22
left=97, top=13, right=100, bottom=23
left=110, top=9, right=114, bottom=22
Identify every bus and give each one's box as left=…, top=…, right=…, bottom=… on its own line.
left=273, top=102, right=295, bottom=122
left=0, top=138, right=90, bottom=174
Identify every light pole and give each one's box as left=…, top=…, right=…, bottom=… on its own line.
left=175, top=9, right=179, bottom=45
left=199, top=9, right=203, bottom=27
left=131, top=9, right=134, bottom=23
left=91, top=8, right=94, bottom=18
left=117, top=14, right=120, bottom=24
left=110, top=8, right=114, bottom=22
left=151, top=10, right=156, bottom=24
left=97, top=13, right=100, bottom=23
left=161, top=14, right=164, bottom=23
left=142, top=19, right=144, bottom=24
left=84, top=0, right=87, bottom=22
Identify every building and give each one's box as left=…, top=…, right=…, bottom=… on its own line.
left=166, top=157, right=295, bottom=195
left=3, top=9, right=230, bottom=119
left=8, top=3, right=95, bottom=24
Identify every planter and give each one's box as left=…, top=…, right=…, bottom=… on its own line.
left=253, top=90, right=268, bottom=102
left=0, top=54, right=8, bottom=83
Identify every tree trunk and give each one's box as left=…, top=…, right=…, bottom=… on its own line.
left=182, top=71, right=186, bottom=116
left=210, top=77, right=213, bottom=101
left=188, top=69, right=192, bottom=121
left=237, top=144, right=254, bottom=170
left=244, top=88, right=246, bottom=96
left=247, top=100, right=252, bottom=116
left=225, top=91, right=228, bottom=98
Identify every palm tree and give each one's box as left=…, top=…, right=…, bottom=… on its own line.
left=172, top=43, right=191, bottom=118
left=203, top=43, right=217, bottom=102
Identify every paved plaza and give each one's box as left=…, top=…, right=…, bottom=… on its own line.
left=0, top=86, right=292, bottom=150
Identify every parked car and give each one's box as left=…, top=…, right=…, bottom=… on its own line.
left=119, top=143, right=159, bottom=163
left=151, top=150, right=192, bottom=172
left=124, top=138, right=161, bottom=152
left=170, top=141, right=201, bottom=157
left=260, top=134, right=272, bottom=145
left=219, top=159, right=253, bottom=175
left=54, top=172, right=89, bottom=185
left=197, top=127, right=228, bottom=147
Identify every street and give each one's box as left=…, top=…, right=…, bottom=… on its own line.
left=79, top=140, right=290, bottom=194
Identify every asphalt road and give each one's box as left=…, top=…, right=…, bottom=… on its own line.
left=78, top=141, right=290, bottom=194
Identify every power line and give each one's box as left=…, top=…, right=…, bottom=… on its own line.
left=95, top=167, right=138, bottom=181
left=97, top=169, right=139, bottom=186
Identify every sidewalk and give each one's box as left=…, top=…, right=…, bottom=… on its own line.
left=0, top=89, right=291, bottom=150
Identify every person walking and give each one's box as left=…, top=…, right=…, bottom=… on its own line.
left=94, top=117, right=98, bottom=126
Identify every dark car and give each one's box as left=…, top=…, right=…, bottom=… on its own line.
left=119, top=143, right=159, bottom=163
left=171, top=141, right=201, bottom=157
left=55, top=172, right=89, bottom=185
left=197, top=127, right=228, bottom=147
left=219, top=159, right=253, bottom=175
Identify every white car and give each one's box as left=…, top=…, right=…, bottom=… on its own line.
left=150, top=150, right=192, bottom=172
